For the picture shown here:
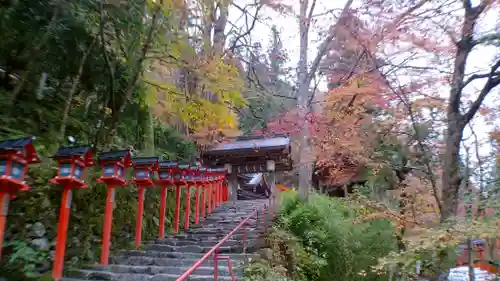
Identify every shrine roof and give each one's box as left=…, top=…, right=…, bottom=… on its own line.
left=131, top=157, right=158, bottom=166
left=158, top=161, right=178, bottom=168
left=205, top=135, right=290, bottom=154
left=0, top=136, right=36, bottom=151
left=206, top=167, right=226, bottom=173
left=98, top=150, right=130, bottom=161
left=187, top=166, right=199, bottom=171
left=54, top=146, right=91, bottom=158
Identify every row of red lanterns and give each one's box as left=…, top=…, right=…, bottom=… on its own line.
left=0, top=137, right=228, bottom=280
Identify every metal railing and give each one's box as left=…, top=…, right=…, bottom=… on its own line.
left=175, top=204, right=269, bottom=281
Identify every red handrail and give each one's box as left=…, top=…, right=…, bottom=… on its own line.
left=175, top=207, right=265, bottom=281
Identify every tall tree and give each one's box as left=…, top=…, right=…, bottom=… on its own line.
left=236, top=25, right=296, bottom=134
left=294, top=0, right=354, bottom=200
left=268, top=25, right=288, bottom=84
left=355, top=0, right=500, bottom=221
left=439, top=0, right=500, bottom=221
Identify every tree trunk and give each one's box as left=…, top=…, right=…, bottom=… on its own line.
left=297, top=0, right=312, bottom=200
left=59, top=38, right=96, bottom=142
left=9, top=8, right=59, bottom=107
left=295, top=0, right=354, bottom=201
left=143, top=108, right=155, bottom=156
left=440, top=1, right=492, bottom=222
left=105, top=7, right=160, bottom=145
left=343, top=183, right=352, bottom=217
left=212, top=2, right=227, bottom=58
left=467, top=239, right=475, bottom=281
left=440, top=119, right=464, bottom=221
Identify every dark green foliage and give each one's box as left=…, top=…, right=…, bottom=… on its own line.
left=0, top=1, right=197, bottom=280
left=237, top=26, right=295, bottom=135
left=244, top=191, right=398, bottom=281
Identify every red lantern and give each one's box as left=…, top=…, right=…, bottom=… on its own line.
left=131, top=157, right=158, bottom=247
left=97, top=150, right=131, bottom=186
left=50, top=146, right=94, bottom=188
left=97, top=150, right=132, bottom=265
left=131, top=157, right=158, bottom=186
left=50, top=146, right=94, bottom=281
left=0, top=136, right=39, bottom=260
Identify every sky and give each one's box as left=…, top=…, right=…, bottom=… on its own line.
left=228, top=0, right=499, bottom=173
left=229, top=0, right=346, bottom=92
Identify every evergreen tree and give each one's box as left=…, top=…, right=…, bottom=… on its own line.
left=237, top=26, right=294, bottom=134
left=268, top=25, right=287, bottom=83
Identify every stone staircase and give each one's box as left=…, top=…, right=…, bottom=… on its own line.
left=63, top=199, right=269, bottom=281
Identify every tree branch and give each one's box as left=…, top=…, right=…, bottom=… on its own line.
left=306, top=0, right=317, bottom=31
left=226, top=2, right=263, bottom=53
left=472, top=33, right=500, bottom=46
left=462, top=70, right=500, bottom=89
left=99, top=1, right=115, bottom=96
left=304, top=0, right=354, bottom=87
left=351, top=33, right=444, bottom=214
left=463, top=59, right=500, bottom=123
left=462, top=0, right=472, bottom=11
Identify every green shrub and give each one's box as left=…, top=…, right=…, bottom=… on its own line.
left=246, top=190, right=398, bottom=281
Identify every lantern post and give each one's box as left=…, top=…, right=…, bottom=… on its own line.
left=155, top=161, right=177, bottom=239
left=193, top=167, right=205, bottom=225
left=204, top=167, right=226, bottom=213
left=222, top=178, right=229, bottom=201
left=217, top=173, right=223, bottom=207
left=216, top=168, right=227, bottom=205
left=206, top=170, right=213, bottom=215
left=183, top=165, right=198, bottom=230
left=200, top=169, right=208, bottom=219
left=50, top=146, right=94, bottom=280
left=171, top=165, right=186, bottom=233
left=0, top=137, right=40, bottom=260
left=96, top=150, right=132, bottom=264
left=130, top=157, right=158, bottom=247
left=213, top=170, right=222, bottom=209
left=213, top=175, right=219, bottom=209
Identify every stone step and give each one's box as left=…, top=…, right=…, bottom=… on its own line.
left=182, top=230, right=263, bottom=237
left=67, top=270, right=233, bottom=281
left=62, top=199, right=269, bottom=281
left=198, top=218, right=266, bottom=224
left=166, top=232, right=264, bottom=244
left=62, top=278, right=108, bottom=281
left=145, top=244, right=245, bottom=254
left=197, top=231, right=264, bottom=238
left=184, top=225, right=264, bottom=232
left=171, top=233, right=265, bottom=241
left=160, top=232, right=265, bottom=243
left=193, top=216, right=265, bottom=223
left=188, top=220, right=266, bottom=226
left=152, top=238, right=259, bottom=247
left=112, top=255, right=252, bottom=268
left=171, top=230, right=265, bottom=238
left=114, top=251, right=259, bottom=263
left=185, top=226, right=264, bottom=232
left=83, top=264, right=243, bottom=277
left=192, top=220, right=263, bottom=227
